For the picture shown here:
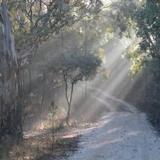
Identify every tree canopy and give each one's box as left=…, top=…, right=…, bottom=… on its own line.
left=5, top=0, right=103, bottom=53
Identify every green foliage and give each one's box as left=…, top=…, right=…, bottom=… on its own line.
left=57, top=53, right=101, bottom=84
left=98, top=48, right=105, bottom=63
left=129, top=0, right=160, bottom=75
left=129, top=49, right=145, bottom=75
left=50, top=53, right=101, bottom=125
left=126, top=41, right=145, bottom=74
left=105, top=0, right=160, bottom=74
left=6, top=0, right=103, bottom=52
left=134, top=0, right=160, bottom=59
left=105, top=0, right=137, bottom=37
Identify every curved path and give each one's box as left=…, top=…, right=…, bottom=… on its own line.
left=67, top=111, right=160, bottom=160
left=66, top=86, right=160, bottom=160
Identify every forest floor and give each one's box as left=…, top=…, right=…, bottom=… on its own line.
left=8, top=88, right=160, bottom=160
left=5, top=36, right=160, bottom=160
left=11, top=105, right=160, bottom=160
left=63, top=85, right=160, bottom=160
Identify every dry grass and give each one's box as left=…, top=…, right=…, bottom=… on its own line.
left=9, top=130, right=80, bottom=160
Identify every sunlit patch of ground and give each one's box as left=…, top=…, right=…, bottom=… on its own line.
left=68, top=112, right=160, bottom=160
left=9, top=117, right=100, bottom=160
left=9, top=130, right=81, bottom=160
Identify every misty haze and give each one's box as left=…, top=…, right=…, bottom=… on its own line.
left=0, top=0, right=160, bottom=160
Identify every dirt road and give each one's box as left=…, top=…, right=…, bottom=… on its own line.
left=67, top=111, right=160, bottom=160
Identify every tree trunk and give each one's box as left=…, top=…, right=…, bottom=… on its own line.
left=0, top=2, right=23, bottom=139
left=66, top=83, right=74, bottom=126
left=63, top=72, right=74, bottom=126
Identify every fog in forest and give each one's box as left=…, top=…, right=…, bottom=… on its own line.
left=1, top=1, right=160, bottom=160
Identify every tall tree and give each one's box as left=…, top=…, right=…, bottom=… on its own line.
left=132, top=0, right=160, bottom=126
left=50, top=53, right=101, bottom=125
left=0, top=1, right=23, bottom=138
left=0, top=0, right=103, bottom=138
left=7, top=0, right=103, bottom=54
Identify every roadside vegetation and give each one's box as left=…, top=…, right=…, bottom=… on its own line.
left=1, top=0, right=160, bottom=159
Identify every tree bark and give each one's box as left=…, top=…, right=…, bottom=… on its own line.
left=63, top=72, right=74, bottom=126
left=66, top=82, right=74, bottom=126
left=0, top=1, right=23, bottom=139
